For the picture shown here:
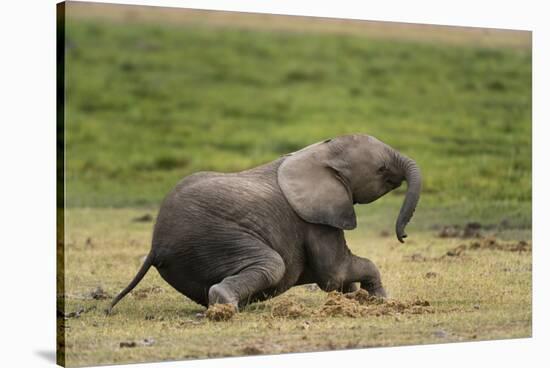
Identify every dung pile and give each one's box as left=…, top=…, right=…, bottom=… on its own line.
left=270, top=298, right=307, bottom=318
left=204, top=291, right=435, bottom=322
left=205, top=303, right=237, bottom=321
left=319, top=292, right=366, bottom=317
left=444, top=237, right=531, bottom=258
left=319, top=290, right=433, bottom=318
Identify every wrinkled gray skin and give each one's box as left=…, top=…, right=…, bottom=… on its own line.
left=108, top=134, right=421, bottom=313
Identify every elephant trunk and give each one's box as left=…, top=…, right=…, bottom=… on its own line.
left=394, top=153, right=422, bottom=243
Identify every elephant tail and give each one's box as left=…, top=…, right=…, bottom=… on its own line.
left=106, top=251, right=155, bottom=315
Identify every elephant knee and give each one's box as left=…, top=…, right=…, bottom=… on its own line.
left=256, top=254, right=286, bottom=286
left=208, top=252, right=286, bottom=306
left=208, top=284, right=238, bottom=306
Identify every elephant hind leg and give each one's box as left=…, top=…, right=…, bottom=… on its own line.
left=208, top=247, right=286, bottom=308
left=156, top=265, right=210, bottom=307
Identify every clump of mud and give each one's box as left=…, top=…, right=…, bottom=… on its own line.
left=58, top=306, right=96, bottom=319
left=344, top=288, right=383, bottom=305
left=319, top=290, right=433, bottom=318
left=119, top=338, right=155, bottom=348
left=131, top=286, right=165, bottom=299
left=438, top=222, right=482, bottom=239
left=405, top=236, right=531, bottom=263
left=205, top=304, right=237, bottom=321
left=319, top=292, right=366, bottom=317
left=270, top=298, right=307, bottom=318
left=242, top=345, right=263, bottom=355
left=469, top=237, right=531, bottom=252
left=445, top=237, right=531, bottom=257
left=404, top=253, right=430, bottom=262
left=88, top=286, right=110, bottom=300
left=445, top=244, right=468, bottom=257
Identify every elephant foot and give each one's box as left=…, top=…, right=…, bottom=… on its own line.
left=369, top=286, right=388, bottom=298
left=343, top=282, right=360, bottom=293
left=208, top=284, right=239, bottom=309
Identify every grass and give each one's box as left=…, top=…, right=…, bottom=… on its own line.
left=61, top=208, right=531, bottom=367
left=59, top=4, right=532, bottom=367
left=64, top=14, right=531, bottom=220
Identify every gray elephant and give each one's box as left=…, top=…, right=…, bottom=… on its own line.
left=108, top=134, right=421, bottom=313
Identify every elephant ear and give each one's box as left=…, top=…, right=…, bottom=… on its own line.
left=278, top=140, right=357, bottom=230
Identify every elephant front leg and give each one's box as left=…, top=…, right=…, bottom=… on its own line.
left=345, top=256, right=387, bottom=297
left=343, top=282, right=359, bottom=293
left=305, top=226, right=386, bottom=296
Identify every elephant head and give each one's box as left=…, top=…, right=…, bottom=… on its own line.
left=278, top=134, right=421, bottom=242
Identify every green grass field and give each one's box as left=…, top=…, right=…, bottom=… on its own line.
left=64, top=11, right=531, bottom=213
left=60, top=4, right=531, bottom=367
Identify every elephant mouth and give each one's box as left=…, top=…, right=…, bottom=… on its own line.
left=386, top=178, right=402, bottom=189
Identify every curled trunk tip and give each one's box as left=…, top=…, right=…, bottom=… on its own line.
left=395, top=155, right=421, bottom=243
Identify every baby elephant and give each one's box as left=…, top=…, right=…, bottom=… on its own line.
left=108, top=134, right=421, bottom=313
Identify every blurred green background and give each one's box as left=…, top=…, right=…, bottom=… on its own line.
left=64, top=11, right=531, bottom=229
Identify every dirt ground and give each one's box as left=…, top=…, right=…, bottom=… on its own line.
left=58, top=208, right=531, bottom=367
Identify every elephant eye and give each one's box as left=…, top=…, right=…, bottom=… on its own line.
left=377, top=164, right=387, bottom=174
